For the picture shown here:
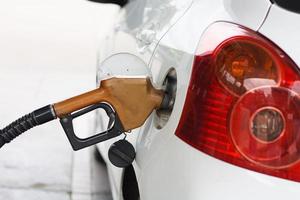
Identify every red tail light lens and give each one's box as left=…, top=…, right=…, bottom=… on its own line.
left=176, top=22, right=300, bottom=182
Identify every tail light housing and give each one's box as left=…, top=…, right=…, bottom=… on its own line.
left=176, top=22, right=300, bottom=182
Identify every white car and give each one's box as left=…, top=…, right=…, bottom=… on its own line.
left=93, top=0, right=300, bottom=199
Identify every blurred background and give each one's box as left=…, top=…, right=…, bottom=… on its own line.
left=0, top=0, right=119, bottom=199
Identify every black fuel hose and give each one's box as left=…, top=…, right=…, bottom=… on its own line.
left=0, top=105, right=56, bottom=148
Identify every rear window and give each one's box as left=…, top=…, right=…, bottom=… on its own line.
left=272, top=0, right=300, bottom=14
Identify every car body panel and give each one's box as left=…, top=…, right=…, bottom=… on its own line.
left=97, top=0, right=194, bottom=65
left=96, top=0, right=194, bottom=198
left=138, top=135, right=300, bottom=200
left=259, top=4, right=300, bottom=70
left=134, top=1, right=300, bottom=200
left=158, top=0, right=271, bottom=55
left=94, top=0, right=294, bottom=200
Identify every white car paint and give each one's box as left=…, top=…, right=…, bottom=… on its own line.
left=259, top=4, right=300, bottom=70
left=95, top=0, right=300, bottom=199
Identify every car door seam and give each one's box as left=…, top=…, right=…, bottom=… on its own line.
left=257, top=3, right=273, bottom=31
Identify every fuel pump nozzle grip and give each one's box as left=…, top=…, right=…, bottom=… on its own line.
left=58, top=103, right=124, bottom=151
left=53, top=77, right=164, bottom=150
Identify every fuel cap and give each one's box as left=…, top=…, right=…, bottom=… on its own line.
left=108, top=140, right=136, bottom=168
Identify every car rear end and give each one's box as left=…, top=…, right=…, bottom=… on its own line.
left=134, top=0, right=300, bottom=199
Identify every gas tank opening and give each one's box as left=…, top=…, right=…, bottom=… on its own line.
left=155, top=68, right=177, bottom=129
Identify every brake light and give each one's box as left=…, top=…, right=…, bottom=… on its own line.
left=176, top=22, right=300, bottom=182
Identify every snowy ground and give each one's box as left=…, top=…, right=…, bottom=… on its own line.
left=0, top=0, right=118, bottom=199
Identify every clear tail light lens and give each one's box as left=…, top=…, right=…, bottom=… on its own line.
left=176, top=22, right=300, bottom=182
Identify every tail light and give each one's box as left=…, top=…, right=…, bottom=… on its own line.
left=176, top=22, right=300, bottom=182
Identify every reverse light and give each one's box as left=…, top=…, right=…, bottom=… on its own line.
left=176, top=22, right=300, bottom=182
left=251, top=107, right=284, bottom=143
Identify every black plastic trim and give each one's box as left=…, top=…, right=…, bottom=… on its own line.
left=60, top=103, right=124, bottom=151
left=87, top=0, right=128, bottom=7
left=271, top=0, right=300, bottom=14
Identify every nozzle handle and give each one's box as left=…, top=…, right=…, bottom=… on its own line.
left=59, top=103, right=124, bottom=151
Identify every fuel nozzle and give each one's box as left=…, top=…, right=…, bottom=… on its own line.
left=54, top=77, right=165, bottom=150
left=0, top=53, right=170, bottom=169
left=54, top=77, right=164, bottom=131
left=0, top=76, right=166, bottom=151
left=0, top=53, right=171, bottom=170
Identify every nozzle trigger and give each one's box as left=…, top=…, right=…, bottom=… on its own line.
left=59, top=103, right=124, bottom=151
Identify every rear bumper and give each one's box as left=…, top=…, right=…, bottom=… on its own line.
left=137, top=134, right=300, bottom=200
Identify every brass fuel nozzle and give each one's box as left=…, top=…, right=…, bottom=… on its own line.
left=53, top=77, right=164, bottom=131
left=0, top=77, right=165, bottom=151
